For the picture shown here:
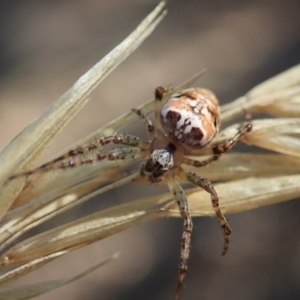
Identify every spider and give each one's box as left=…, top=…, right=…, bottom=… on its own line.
left=11, top=86, right=252, bottom=300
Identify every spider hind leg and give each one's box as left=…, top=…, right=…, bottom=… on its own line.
left=168, top=177, right=193, bottom=300
left=180, top=170, right=231, bottom=255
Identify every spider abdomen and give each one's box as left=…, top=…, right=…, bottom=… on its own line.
left=160, top=88, right=220, bottom=149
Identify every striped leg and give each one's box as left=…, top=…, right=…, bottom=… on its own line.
left=132, top=108, right=155, bottom=139
left=58, top=148, right=142, bottom=169
left=183, top=118, right=252, bottom=157
left=168, top=177, right=193, bottom=300
left=179, top=170, right=231, bottom=255
left=182, top=154, right=220, bottom=168
left=212, top=122, right=252, bottom=155
left=9, top=134, right=148, bottom=180
left=154, top=86, right=169, bottom=134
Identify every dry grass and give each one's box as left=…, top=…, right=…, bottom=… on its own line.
left=0, top=1, right=300, bottom=299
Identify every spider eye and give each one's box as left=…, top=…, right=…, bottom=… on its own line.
left=160, top=88, right=220, bottom=149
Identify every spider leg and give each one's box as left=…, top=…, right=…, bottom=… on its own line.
left=154, top=86, right=169, bottom=134
left=183, top=118, right=252, bottom=157
left=212, top=122, right=252, bottom=155
left=132, top=108, right=155, bottom=139
left=179, top=170, right=231, bottom=255
left=168, top=177, right=193, bottom=300
left=9, top=135, right=149, bottom=180
left=182, top=154, right=221, bottom=168
left=58, top=148, right=142, bottom=169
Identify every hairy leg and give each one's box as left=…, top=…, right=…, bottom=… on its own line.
left=132, top=108, right=155, bottom=140
left=182, top=154, right=221, bottom=168
left=168, top=177, right=193, bottom=300
left=179, top=170, right=231, bottom=255
left=184, top=118, right=252, bottom=157
left=154, top=86, right=169, bottom=134
left=9, top=134, right=150, bottom=180
left=212, top=123, right=252, bottom=155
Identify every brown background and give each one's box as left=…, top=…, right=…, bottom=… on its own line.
left=0, top=0, right=300, bottom=299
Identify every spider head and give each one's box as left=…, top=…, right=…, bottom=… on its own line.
left=144, top=143, right=176, bottom=182
left=160, top=88, right=220, bottom=149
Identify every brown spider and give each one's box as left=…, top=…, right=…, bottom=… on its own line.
left=11, top=86, right=252, bottom=300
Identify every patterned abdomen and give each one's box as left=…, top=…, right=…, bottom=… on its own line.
left=160, top=88, right=220, bottom=149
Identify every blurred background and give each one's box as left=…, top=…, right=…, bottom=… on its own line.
left=0, top=0, right=300, bottom=299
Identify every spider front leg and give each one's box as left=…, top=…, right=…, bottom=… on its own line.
left=9, top=134, right=149, bottom=180
left=179, top=170, right=231, bottom=255
left=58, top=147, right=143, bottom=169
left=132, top=108, right=155, bottom=139
left=168, top=177, right=193, bottom=300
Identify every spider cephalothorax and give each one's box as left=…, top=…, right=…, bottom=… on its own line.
left=10, top=86, right=252, bottom=300
left=142, top=133, right=184, bottom=183
left=143, top=146, right=175, bottom=182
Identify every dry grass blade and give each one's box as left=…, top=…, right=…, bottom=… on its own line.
left=0, top=252, right=118, bottom=299
left=243, top=119, right=300, bottom=156
left=180, top=153, right=300, bottom=181
left=151, top=174, right=300, bottom=216
left=221, top=64, right=300, bottom=121
left=215, top=118, right=300, bottom=157
left=0, top=251, right=67, bottom=287
left=248, top=64, right=300, bottom=98
left=0, top=172, right=139, bottom=252
left=0, top=192, right=171, bottom=266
